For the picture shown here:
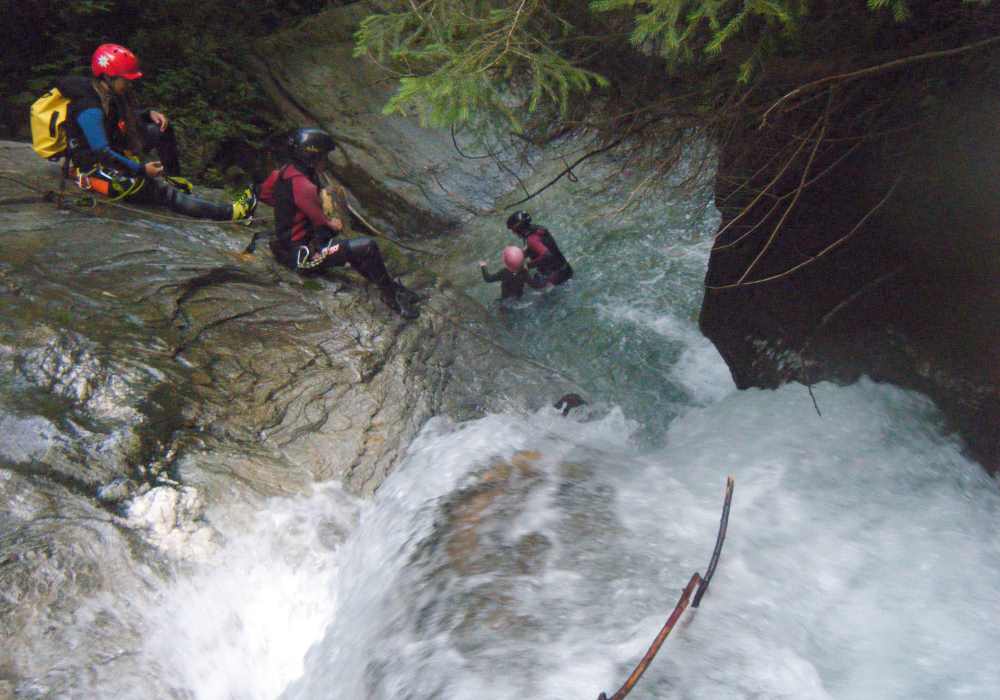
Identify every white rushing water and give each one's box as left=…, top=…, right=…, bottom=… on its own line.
left=139, top=348, right=1000, bottom=700
left=117, top=151, right=1000, bottom=700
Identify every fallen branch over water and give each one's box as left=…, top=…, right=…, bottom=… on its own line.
left=693, top=475, right=735, bottom=608
left=597, top=573, right=701, bottom=700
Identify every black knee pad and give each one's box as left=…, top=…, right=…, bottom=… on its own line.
left=344, top=237, right=379, bottom=258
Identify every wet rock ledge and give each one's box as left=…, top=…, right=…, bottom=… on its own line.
left=0, top=139, right=562, bottom=692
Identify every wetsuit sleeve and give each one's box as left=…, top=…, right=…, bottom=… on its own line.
left=258, top=170, right=279, bottom=207
left=290, top=175, right=337, bottom=230
left=75, top=107, right=143, bottom=175
left=524, top=235, right=551, bottom=268
left=481, top=267, right=503, bottom=283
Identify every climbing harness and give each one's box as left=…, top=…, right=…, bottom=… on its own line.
left=73, top=165, right=145, bottom=202
left=296, top=244, right=334, bottom=270
left=595, top=476, right=735, bottom=700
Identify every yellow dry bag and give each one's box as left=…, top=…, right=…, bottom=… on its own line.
left=30, top=88, right=70, bottom=159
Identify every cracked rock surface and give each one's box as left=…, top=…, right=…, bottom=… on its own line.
left=0, top=141, right=566, bottom=692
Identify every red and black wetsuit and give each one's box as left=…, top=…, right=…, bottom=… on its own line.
left=522, top=226, right=573, bottom=286
left=258, top=163, right=394, bottom=288
left=258, top=163, right=332, bottom=260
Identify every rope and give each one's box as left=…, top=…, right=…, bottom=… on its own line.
left=0, top=195, right=43, bottom=206
left=313, top=171, right=437, bottom=256
left=345, top=202, right=438, bottom=256
left=3, top=168, right=575, bottom=390
left=0, top=172, right=50, bottom=195
left=103, top=173, right=145, bottom=203
left=0, top=171, right=251, bottom=228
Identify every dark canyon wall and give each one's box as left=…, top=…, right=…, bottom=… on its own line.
left=700, top=77, right=1000, bottom=471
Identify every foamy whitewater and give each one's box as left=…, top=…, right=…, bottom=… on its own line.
left=134, top=372, right=1000, bottom=700
left=102, top=158, right=1000, bottom=699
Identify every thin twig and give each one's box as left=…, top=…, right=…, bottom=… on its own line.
left=736, top=91, right=832, bottom=284
left=505, top=137, right=624, bottom=208
left=505, top=117, right=663, bottom=209
left=712, top=118, right=820, bottom=243
left=800, top=264, right=907, bottom=416
left=761, top=34, right=1000, bottom=126
left=714, top=134, right=858, bottom=253
left=706, top=175, right=901, bottom=289
left=450, top=124, right=493, bottom=159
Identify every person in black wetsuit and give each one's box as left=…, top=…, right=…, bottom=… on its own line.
left=479, top=245, right=545, bottom=300
left=60, top=44, right=256, bottom=222
left=506, top=210, right=573, bottom=286
left=257, top=127, right=418, bottom=319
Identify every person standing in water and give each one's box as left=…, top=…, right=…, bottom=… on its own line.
left=479, top=245, right=546, bottom=300
left=505, top=210, right=573, bottom=287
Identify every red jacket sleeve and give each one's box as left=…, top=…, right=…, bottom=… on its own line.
left=290, top=175, right=330, bottom=229
left=525, top=232, right=551, bottom=267
left=258, top=170, right=279, bottom=206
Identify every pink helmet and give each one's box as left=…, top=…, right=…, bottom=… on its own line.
left=91, top=44, right=143, bottom=80
left=502, top=246, right=524, bottom=272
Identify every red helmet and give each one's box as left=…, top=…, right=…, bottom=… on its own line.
left=502, top=246, right=525, bottom=272
left=91, top=44, right=143, bottom=80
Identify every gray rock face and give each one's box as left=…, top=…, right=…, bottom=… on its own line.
left=251, top=1, right=529, bottom=238
left=0, top=140, right=562, bottom=693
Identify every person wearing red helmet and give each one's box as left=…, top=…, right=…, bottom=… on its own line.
left=478, top=245, right=546, bottom=300
left=55, top=44, right=256, bottom=222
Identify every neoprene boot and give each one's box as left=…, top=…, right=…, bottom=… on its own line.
left=381, top=282, right=419, bottom=319
left=231, top=185, right=258, bottom=223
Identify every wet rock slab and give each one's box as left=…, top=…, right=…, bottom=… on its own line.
left=0, top=141, right=564, bottom=693
left=251, top=0, right=527, bottom=238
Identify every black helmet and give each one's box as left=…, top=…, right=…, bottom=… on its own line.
left=289, top=127, right=336, bottom=168
left=506, top=210, right=531, bottom=231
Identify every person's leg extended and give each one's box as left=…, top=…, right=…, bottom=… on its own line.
left=322, top=237, right=418, bottom=318
left=341, top=237, right=394, bottom=287
left=136, top=177, right=233, bottom=221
